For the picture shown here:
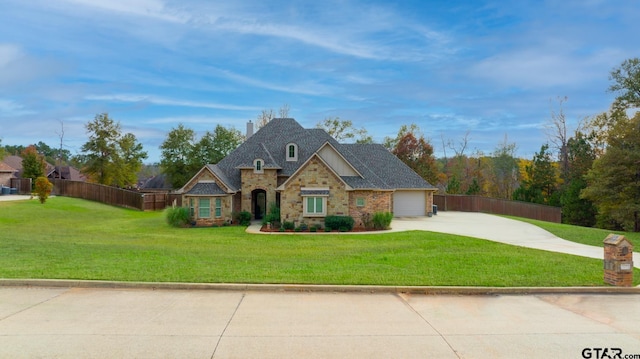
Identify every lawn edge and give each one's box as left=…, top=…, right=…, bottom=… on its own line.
left=1, top=279, right=638, bottom=295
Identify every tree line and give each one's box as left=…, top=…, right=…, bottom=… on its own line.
left=2, top=58, right=638, bottom=231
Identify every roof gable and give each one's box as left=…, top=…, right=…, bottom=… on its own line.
left=277, top=153, right=351, bottom=191
left=178, top=165, right=234, bottom=194
left=316, top=142, right=361, bottom=177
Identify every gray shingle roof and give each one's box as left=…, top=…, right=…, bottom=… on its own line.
left=186, top=182, right=226, bottom=195
left=210, top=118, right=435, bottom=192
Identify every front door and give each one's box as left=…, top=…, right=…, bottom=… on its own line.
left=252, top=189, right=266, bottom=219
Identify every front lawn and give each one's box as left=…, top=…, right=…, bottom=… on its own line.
left=509, top=217, right=640, bottom=247
left=1, top=197, right=637, bottom=286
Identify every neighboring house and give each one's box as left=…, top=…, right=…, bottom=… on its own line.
left=48, top=166, right=87, bottom=181
left=0, top=162, right=17, bottom=187
left=1, top=155, right=85, bottom=181
left=178, top=118, right=437, bottom=227
left=140, top=173, right=172, bottom=192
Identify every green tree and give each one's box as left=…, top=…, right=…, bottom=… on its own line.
left=582, top=112, right=640, bottom=231
left=160, top=124, right=243, bottom=189
left=112, top=133, right=147, bottom=188
left=486, top=136, right=519, bottom=199
left=609, top=57, right=640, bottom=110
left=191, top=125, right=243, bottom=167
left=316, top=117, right=372, bottom=143
left=513, top=144, right=559, bottom=205
left=80, top=113, right=147, bottom=187
left=35, top=141, right=71, bottom=165
left=21, top=145, right=46, bottom=184
left=559, top=132, right=597, bottom=226
left=0, top=139, right=6, bottom=160
left=160, top=124, right=196, bottom=189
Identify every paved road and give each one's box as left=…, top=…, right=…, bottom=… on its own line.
left=1, top=286, right=639, bottom=358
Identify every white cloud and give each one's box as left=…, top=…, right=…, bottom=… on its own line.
left=0, top=99, right=35, bottom=116
left=0, top=44, right=23, bottom=67
left=85, top=94, right=261, bottom=111
left=59, top=0, right=188, bottom=23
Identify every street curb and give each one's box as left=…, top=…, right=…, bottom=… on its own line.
left=1, top=279, right=639, bottom=295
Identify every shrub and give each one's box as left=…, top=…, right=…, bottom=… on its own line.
left=264, top=202, right=280, bottom=224
left=282, top=221, right=295, bottom=230
left=234, top=211, right=252, bottom=226
left=372, top=212, right=394, bottom=230
left=34, top=177, right=53, bottom=204
left=325, top=215, right=354, bottom=231
left=165, top=206, right=190, bottom=227
left=298, top=223, right=309, bottom=231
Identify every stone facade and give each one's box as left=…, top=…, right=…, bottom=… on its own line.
left=280, top=155, right=348, bottom=228
left=186, top=195, right=233, bottom=226
left=241, top=168, right=278, bottom=219
left=348, top=190, right=393, bottom=229
left=182, top=168, right=233, bottom=226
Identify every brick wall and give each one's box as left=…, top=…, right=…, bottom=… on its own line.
left=348, top=190, right=392, bottom=229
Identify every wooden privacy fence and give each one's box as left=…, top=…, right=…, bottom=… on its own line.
left=10, top=178, right=32, bottom=195
left=51, top=180, right=181, bottom=211
left=433, top=194, right=562, bottom=223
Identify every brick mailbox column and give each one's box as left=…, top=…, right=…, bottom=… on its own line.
left=603, top=234, right=634, bottom=287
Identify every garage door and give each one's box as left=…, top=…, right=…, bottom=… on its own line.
left=393, top=190, right=426, bottom=216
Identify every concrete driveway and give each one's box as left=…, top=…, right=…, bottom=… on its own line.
left=1, top=286, right=639, bottom=358
left=392, top=212, right=640, bottom=268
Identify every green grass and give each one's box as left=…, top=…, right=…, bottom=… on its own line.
left=508, top=216, right=640, bottom=247
left=1, top=197, right=638, bottom=286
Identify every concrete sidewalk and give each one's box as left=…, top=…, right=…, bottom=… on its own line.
left=0, top=195, right=31, bottom=201
left=1, top=286, right=639, bottom=358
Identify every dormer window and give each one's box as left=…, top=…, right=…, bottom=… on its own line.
left=253, top=159, right=264, bottom=174
left=286, top=143, right=298, bottom=161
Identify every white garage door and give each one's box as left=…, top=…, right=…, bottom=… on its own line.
left=393, top=191, right=426, bottom=217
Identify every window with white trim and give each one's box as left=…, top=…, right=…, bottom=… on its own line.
left=286, top=143, right=298, bottom=161
left=198, top=198, right=211, bottom=218
left=305, top=197, right=325, bottom=216
left=189, top=198, right=195, bottom=217
left=356, top=197, right=365, bottom=207
left=215, top=198, right=222, bottom=218
left=253, top=159, right=264, bottom=174
left=301, top=188, right=329, bottom=217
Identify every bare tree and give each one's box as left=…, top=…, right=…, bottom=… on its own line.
left=279, top=104, right=290, bottom=118
left=544, top=96, right=569, bottom=178
left=257, top=104, right=290, bottom=129
left=447, top=130, right=470, bottom=157
left=55, top=120, right=65, bottom=166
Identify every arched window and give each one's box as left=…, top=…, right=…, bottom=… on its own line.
left=253, top=159, right=264, bottom=174
left=286, top=143, right=298, bottom=161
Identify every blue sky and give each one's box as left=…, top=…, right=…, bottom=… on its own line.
left=1, top=0, right=639, bottom=163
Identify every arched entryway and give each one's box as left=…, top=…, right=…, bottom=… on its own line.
left=252, top=189, right=266, bottom=219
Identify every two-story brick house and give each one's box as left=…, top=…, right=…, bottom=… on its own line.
left=179, top=118, right=437, bottom=227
